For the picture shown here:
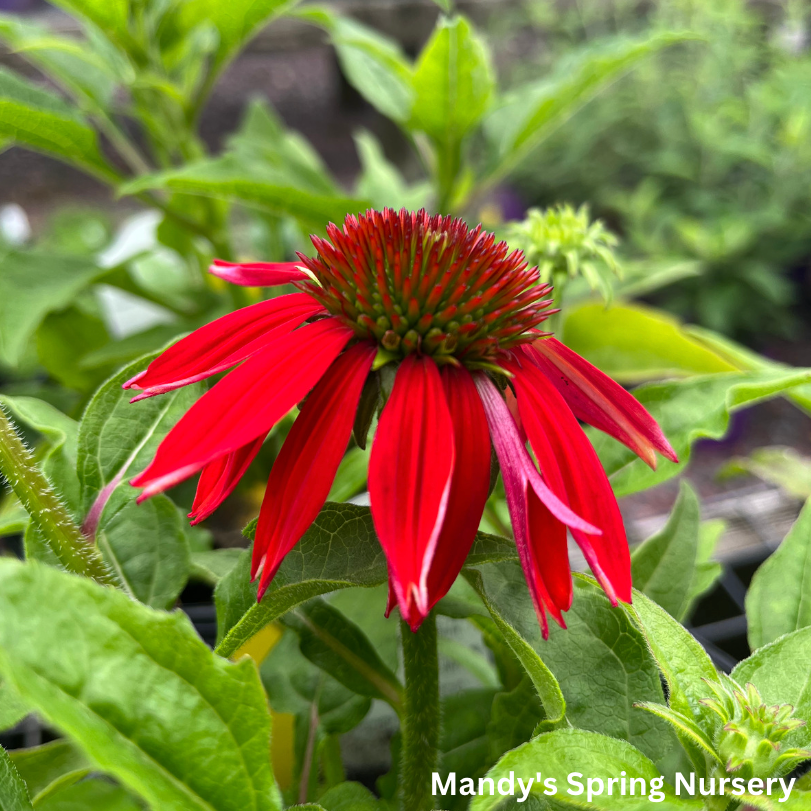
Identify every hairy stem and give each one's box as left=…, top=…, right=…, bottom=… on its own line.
left=399, top=612, right=440, bottom=811
left=0, top=406, right=119, bottom=587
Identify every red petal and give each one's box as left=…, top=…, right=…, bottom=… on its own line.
left=253, top=342, right=377, bottom=597
left=368, top=356, right=455, bottom=629
left=188, top=435, right=266, bottom=525
left=210, top=259, right=309, bottom=287
left=131, top=318, right=353, bottom=498
left=531, top=337, right=678, bottom=469
left=123, top=293, right=324, bottom=400
left=509, top=350, right=632, bottom=605
left=423, top=365, right=491, bottom=614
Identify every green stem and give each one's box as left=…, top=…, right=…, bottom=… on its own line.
left=0, top=406, right=119, bottom=587
left=399, top=612, right=440, bottom=811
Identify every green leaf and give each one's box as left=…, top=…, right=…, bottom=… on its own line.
left=633, top=703, right=721, bottom=766
left=591, top=368, right=811, bottom=497
left=285, top=598, right=403, bottom=710
left=0, top=15, right=117, bottom=113
left=0, top=67, right=116, bottom=180
left=561, top=302, right=736, bottom=384
left=623, top=592, right=720, bottom=733
left=190, top=548, right=243, bottom=586
left=34, top=778, right=144, bottom=811
left=171, top=0, right=294, bottom=81
left=631, top=481, right=701, bottom=620
left=747, top=498, right=811, bottom=650
left=486, top=677, right=542, bottom=763
left=329, top=18, right=414, bottom=123
left=9, top=741, right=89, bottom=805
left=76, top=352, right=201, bottom=515
left=683, top=520, right=724, bottom=621
left=0, top=251, right=106, bottom=367
left=485, top=32, right=695, bottom=180
left=732, top=627, right=811, bottom=745
left=720, top=446, right=811, bottom=500
left=410, top=16, right=494, bottom=146
left=438, top=637, right=500, bottom=688
left=469, top=729, right=701, bottom=811
left=326, top=446, right=369, bottom=503
left=0, top=559, right=283, bottom=811
left=45, top=0, right=130, bottom=52
left=97, top=492, right=190, bottom=608
left=0, top=745, right=33, bottom=811
left=730, top=790, right=811, bottom=811
left=463, top=565, right=566, bottom=733
left=471, top=566, right=675, bottom=764
left=0, top=678, right=28, bottom=732
left=215, top=503, right=515, bottom=657
left=119, top=156, right=367, bottom=230
left=317, top=781, right=385, bottom=810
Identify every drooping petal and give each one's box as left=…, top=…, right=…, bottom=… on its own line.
left=369, top=355, right=455, bottom=630
left=530, top=337, right=678, bottom=468
left=123, top=293, right=324, bottom=401
left=253, top=342, right=377, bottom=598
left=131, top=318, right=354, bottom=499
left=475, top=373, right=588, bottom=636
left=209, top=259, right=309, bottom=287
left=420, top=365, right=492, bottom=614
left=188, top=435, right=266, bottom=525
left=509, top=349, right=632, bottom=605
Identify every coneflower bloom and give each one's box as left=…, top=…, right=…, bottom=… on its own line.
left=127, top=209, right=677, bottom=636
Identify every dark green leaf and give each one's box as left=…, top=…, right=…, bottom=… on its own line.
left=486, top=677, right=543, bottom=763
left=0, top=559, right=283, bottom=811
left=215, top=503, right=514, bottom=656
left=0, top=67, right=116, bottom=180
left=592, top=368, right=811, bottom=497
left=96, top=491, right=190, bottom=608
left=285, top=598, right=403, bottom=709
left=747, top=498, right=811, bottom=649
left=631, top=481, right=701, bottom=620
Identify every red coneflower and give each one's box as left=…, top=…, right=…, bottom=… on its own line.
left=127, top=209, right=677, bottom=636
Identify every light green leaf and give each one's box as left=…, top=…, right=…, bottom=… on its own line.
left=732, top=627, right=811, bottom=746
left=97, top=492, right=190, bottom=608
left=329, top=18, right=414, bottom=123
left=0, top=559, right=283, bottom=811
left=730, top=790, right=811, bottom=811
left=45, top=0, right=130, bottom=52
left=683, top=520, right=724, bottom=620
left=0, top=251, right=105, bottom=367
left=485, top=32, right=695, bottom=180
left=633, top=703, right=721, bottom=765
left=317, top=781, right=384, bottom=810
left=592, top=368, right=811, bottom=497
left=34, top=778, right=142, bottom=811
left=0, top=68, right=116, bottom=180
left=172, top=0, right=294, bottom=80
left=470, top=729, right=701, bottom=811
left=0, top=15, right=117, bottom=113
left=119, top=156, right=367, bottom=230
left=721, top=446, right=811, bottom=500
left=561, top=302, right=736, bottom=383
left=0, top=678, right=28, bottom=732
left=410, top=16, right=494, bottom=146
left=747, top=498, right=811, bottom=650
left=0, top=745, right=32, bottom=811
left=631, top=481, right=701, bottom=620
left=215, top=503, right=515, bottom=658
left=285, top=598, right=403, bottom=710
left=190, top=548, right=243, bottom=586
left=623, top=592, right=719, bottom=731
left=9, top=741, right=89, bottom=806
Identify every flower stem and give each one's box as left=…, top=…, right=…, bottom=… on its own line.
left=0, top=406, right=119, bottom=587
left=399, top=612, right=440, bottom=811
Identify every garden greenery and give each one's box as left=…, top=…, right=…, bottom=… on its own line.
left=0, top=1, right=810, bottom=810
